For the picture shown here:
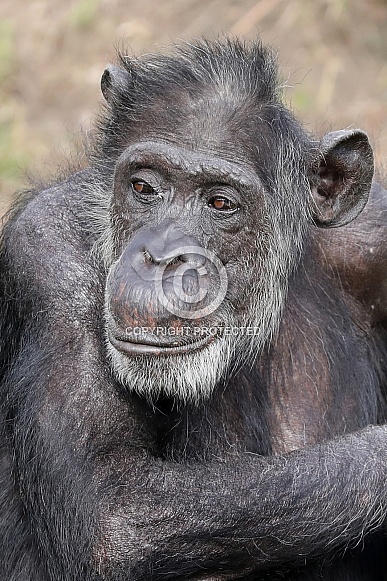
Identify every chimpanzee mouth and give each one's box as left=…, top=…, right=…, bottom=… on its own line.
left=108, top=331, right=217, bottom=356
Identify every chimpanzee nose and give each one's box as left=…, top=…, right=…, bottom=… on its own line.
left=143, top=236, right=203, bottom=268
left=107, top=223, right=208, bottom=317
left=111, top=224, right=207, bottom=292
left=139, top=225, right=206, bottom=269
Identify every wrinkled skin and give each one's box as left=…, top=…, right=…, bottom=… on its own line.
left=1, top=39, right=387, bottom=581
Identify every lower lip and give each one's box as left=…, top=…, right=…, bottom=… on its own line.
left=109, top=332, right=216, bottom=356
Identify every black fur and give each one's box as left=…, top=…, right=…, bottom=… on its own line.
left=1, top=38, right=387, bottom=581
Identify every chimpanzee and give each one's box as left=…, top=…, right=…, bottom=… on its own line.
left=1, top=38, right=387, bottom=581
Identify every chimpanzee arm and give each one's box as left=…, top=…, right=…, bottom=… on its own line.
left=95, top=427, right=387, bottom=579
left=0, top=178, right=386, bottom=581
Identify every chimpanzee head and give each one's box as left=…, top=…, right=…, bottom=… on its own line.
left=89, top=39, right=374, bottom=403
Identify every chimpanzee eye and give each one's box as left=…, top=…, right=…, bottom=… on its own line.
left=131, top=180, right=155, bottom=195
left=208, top=196, right=238, bottom=213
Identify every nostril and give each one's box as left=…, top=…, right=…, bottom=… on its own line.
left=143, top=246, right=185, bottom=267
left=165, top=254, right=185, bottom=267
left=143, top=248, right=154, bottom=264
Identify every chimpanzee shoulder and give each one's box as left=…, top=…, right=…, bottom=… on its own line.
left=314, top=179, right=387, bottom=326
left=0, top=169, right=100, bottom=318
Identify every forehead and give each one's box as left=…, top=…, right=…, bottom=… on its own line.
left=130, top=88, right=266, bottom=163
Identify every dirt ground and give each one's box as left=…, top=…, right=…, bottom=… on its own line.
left=0, top=0, right=386, bottom=215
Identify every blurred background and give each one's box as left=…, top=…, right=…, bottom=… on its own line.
left=0, top=0, right=386, bottom=215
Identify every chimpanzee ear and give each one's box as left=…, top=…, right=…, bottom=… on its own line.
left=311, top=129, right=374, bottom=228
left=101, top=64, right=132, bottom=105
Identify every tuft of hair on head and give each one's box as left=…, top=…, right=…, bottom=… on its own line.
left=114, top=37, right=281, bottom=111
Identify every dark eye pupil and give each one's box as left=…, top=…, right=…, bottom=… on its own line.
left=210, top=196, right=235, bottom=211
left=214, top=198, right=227, bottom=210
left=132, top=180, right=154, bottom=195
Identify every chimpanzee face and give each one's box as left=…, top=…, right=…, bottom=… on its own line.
left=99, top=64, right=373, bottom=404
left=101, top=109, right=303, bottom=402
